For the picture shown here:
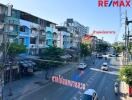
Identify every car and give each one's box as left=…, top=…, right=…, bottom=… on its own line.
left=78, top=63, right=87, bottom=69
left=108, top=54, right=113, bottom=57
left=101, top=62, right=109, bottom=71
left=82, top=89, right=98, bottom=100
left=97, top=54, right=103, bottom=58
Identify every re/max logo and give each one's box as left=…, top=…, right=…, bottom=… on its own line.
left=98, top=0, right=131, bottom=7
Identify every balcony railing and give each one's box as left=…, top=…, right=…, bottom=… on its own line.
left=53, top=35, right=58, bottom=40
left=30, top=23, right=40, bottom=30
left=19, top=32, right=29, bottom=36
left=5, top=17, right=19, bottom=25
left=39, top=44, right=45, bottom=48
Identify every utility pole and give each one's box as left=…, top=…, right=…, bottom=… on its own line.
left=1, top=2, right=13, bottom=100
left=78, top=33, right=81, bottom=64
left=125, top=10, right=128, bottom=65
left=124, top=10, right=132, bottom=65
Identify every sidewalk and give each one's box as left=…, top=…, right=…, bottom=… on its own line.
left=119, top=56, right=132, bottom=100
left=119, top=82, right=132, bottom=100
left=3, top=62, right=78, bottom=100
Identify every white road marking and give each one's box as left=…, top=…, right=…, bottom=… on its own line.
left=78, top=91, right=82, bottom=95
left=43, top=97, right=47, bottom=100
left=90, top=68, right=119, bottom=75
left=102, top=96, right=106, bottom=100
left=110, top=66, right=120, bottom=69
left=73, top=96, right=77, bottom=100
left=86, top=83, right=89, bottom=86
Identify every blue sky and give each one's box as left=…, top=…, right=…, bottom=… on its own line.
left=1, top=0, right=132, bottom=43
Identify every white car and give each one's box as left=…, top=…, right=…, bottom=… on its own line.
left=78, top=63, right=87, bottom=69
left=101, top=62, right=109, bottom=71
left=82, top=89, right=98, bottom=100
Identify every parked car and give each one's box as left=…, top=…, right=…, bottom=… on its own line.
left=101, top=62, right=109, bottom=71
left=78, top=63, right=87, bottom=69
left=82, top=89, right=98, bottom=100
left=18, top=60, right=36, bottom=75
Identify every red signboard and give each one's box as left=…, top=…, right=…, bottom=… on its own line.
left=129, top=86, right=132, bottom=96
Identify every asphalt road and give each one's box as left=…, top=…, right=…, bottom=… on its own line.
left=18, top=56, right=121, bottom=100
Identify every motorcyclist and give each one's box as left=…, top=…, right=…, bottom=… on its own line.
left=114, top=82, right=119, bottom=95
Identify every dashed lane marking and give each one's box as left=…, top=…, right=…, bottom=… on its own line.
left=43, top=97, right=47, bottom=100
left=73, top=96, right=77, bottom=100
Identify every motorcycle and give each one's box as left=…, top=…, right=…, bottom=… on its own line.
left=114, top=82, right=119, bottom=95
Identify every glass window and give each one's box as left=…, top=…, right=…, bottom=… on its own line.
left=30, top=37, right=36, bottom=44
left=82, top=94, right=92, bottom=100
left=20, top=26, right=25, bottom=32
left=9, top=25, right=14, bottom=31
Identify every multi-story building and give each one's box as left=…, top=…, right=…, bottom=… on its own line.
left=0, top=3, right=57, bottom=55
left=63, top=18, right=89, bottom=48
left=81, top=34, right=108, bottom=52
left=0, top=4, right=89, bottom=55
left=0, top=3, right=20, bottom=44
left=56, top=26, right=71, bottom=49
left=19, top=11, right=56, bottom=55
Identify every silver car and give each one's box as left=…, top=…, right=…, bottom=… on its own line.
left=82, top=89, right=98, bottom=100
left=101, top=62, right=109, bottom=71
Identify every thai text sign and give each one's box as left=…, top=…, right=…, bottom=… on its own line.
left=52, top=75, right=86, bottom=90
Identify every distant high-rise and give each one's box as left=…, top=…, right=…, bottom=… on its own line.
left=63, top=18, right=89, bottom=48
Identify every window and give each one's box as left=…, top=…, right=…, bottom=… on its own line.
left=0, top=24, right=4, bottom=30
left=30, top=37, right=36, bottom=44
left=0, top=6, right=2, bottom=14
left=20, top=26, right=25, bottom=32
left=19, top=38, right=24, bottom=44
left=9, top=25, right=14, bottom=31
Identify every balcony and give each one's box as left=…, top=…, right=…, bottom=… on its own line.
left=53, top=32, right=58, bottom=40
left=46, top=32, right=53, bottom=39
left=39, top=36, right=46, bottom=41
left=0, top=23, right=4, bottom=33
left=46, top=39, right=53, bottom=47
left=46, top=27, right=53, bottom=32
left=53, top=40, right=57, bottom=47
left=53, top=28, right=58, bottom=33
left=19, top=32, right=29, bottom=36
left=39, top=26, right=45, bottom=31
left=30, top=23, right=40, bottom=30
left=0, top=14, right=5, bottom=22
left=39, top=44, right=45, bottom=48
left=39, top=31, right=46, bottom=36
left=31, top=30, right=38, bottom=37
left=8, top=32, right=18, bottom=36
left=5, top=17, right=19, bottom=25
left=30, top=33, right=38, bottom=37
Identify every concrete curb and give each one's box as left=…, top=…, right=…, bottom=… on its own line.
left=119, top=82, right=132, bottom=100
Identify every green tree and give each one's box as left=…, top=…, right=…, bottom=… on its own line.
left=119, top=65, right=132, bottom=86
left=112, top=42, right=125, bottom=54
left=39, top=46, right=64, bottom=79
left=113, top=46, right=124, bottom=54
left=128, top=42, right=132, bottom=55
left=96, top=43, right=109, bottom=53
left=80, top=43, right=91, bottom=57
left=8, top=43, right=26, bottom=57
